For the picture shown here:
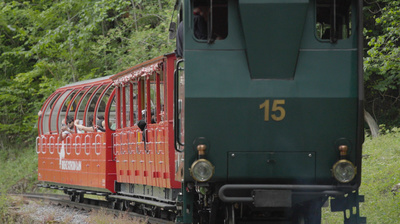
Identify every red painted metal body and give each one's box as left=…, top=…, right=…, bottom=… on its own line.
left=37, top=54, right=181, bottom=194
left=111, top=54, right=180, bottom=189
left=37, top=76, right=116, bottom=193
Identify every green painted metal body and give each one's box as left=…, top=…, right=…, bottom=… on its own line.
left=179, top=0, right=363, bottom=222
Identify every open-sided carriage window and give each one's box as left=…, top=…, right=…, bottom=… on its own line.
left=87, top=85, right=107, bottom=126
left=192, top=0, right=228, bottom=42
left=66, top=88, right=87, bottom=133
left=108, top=95, right=117, bottom=131
left=150, top=73, right=157, bottom=123
left=130, top=82, right=138, bottom=127
left=51, top=90, right=74, bottom=133
left=139, top=78, right=147, bottom=122
left=159, top=71, right=165, bottom=122
left=316, top=0, right=352, bottom=42
left=96, top=85, right=113, bottom=131
left=120, top=86, right=126, bottom=128
left=42, top=93, right=60, bottom=134
left=76, top=86, right=96, bottom=128
left=59, top=90, right=79, bottom=130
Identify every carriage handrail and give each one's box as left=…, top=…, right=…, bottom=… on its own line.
left=65, top=136, right=71, bottom=155
left=49, top=136, right=55, bottom=154
left=85, top=134, right=90, bottom=155
left=135, top=130, right=139, bottom=154
left=36, top=137, right=40, bottom=154
left=146, top=129, right=152, bottom=154
left=112, top=133, right=118, bottom=156
left=75, top=135, right=81, bottom=155
left=127, top=131, right=133, bottom=154
left=57, top=138, right=61, bottom=155
left=95, top=134, right=101, bottom=155
left=41, top=136, right=47, bottom=154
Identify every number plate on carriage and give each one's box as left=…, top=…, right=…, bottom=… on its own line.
left=253, top=190, right=292, bottom=208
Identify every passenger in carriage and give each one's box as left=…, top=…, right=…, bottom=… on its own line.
left=96, top=115, right=106, bottom=132
left=59, top=115, right=75, bottom=141
left=74, top=115, right=95, bottom=133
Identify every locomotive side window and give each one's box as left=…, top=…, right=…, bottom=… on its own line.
left=192, top=0, right=228, bottom=42
left=316, top=0, right=352, bottom=42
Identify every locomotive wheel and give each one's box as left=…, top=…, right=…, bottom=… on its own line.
left=69, top=194, right=76, bottom=202
left=124, top=201, right=132, bottom=212
left=75, top=193, right=84, bottom=203
left=110, top=200, right=117, bottom=209
left=150, top=206, right=160, bottom=217
left=224, top=204, right=235, bottom=224
left=117, top=200, right=125, bottom=211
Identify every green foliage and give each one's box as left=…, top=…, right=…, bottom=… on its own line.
left=0, top=147, right=38, bottom=193
left=0, top=0, right=175, bottom=146
left=364, top=0, right=400, bottom=127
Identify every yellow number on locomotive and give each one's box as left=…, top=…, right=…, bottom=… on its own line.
left=259, top=99, right=286, bottom=121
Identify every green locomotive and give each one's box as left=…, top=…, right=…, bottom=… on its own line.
left=174, top=0, right=365, bottom=223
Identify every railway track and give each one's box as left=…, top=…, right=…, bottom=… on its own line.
left=15, top=193, right=174, bottom=224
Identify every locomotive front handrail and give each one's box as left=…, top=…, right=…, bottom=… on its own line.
left=218, top=184, right=352, bottom=203
left=174, top=59, right=185, bottom=153
left=49, top=136, right=55, bottom=154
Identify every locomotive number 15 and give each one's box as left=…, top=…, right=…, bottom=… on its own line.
left=259, top=99, right=286, bottom=121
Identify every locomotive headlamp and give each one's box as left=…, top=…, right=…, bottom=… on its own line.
left=190, top=159, right=214, bottom=182
left=332, top=160, right=356, bottom=183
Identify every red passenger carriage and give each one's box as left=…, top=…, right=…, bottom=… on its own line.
left=37, top=54, right=181, bottom=205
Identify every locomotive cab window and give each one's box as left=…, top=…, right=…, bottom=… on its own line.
left=192, top=0, right=228, bottom=42
left=316, top=0, right=352, bottom=42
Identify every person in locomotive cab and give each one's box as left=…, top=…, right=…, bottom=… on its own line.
left=193, top=2, right=209, bottom=40
left=175, top=1, right=209, bottom=58
left=59, top=115, right=75, bottom=141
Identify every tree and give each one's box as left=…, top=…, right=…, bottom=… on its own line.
left=364, top=0, right=400, bottom=127
left=0, top=0, right=175, bottom=146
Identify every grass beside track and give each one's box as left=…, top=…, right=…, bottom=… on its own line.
left=1, top=131, right=400, bottom=223
left=322, top=131, right=400, bottom=223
